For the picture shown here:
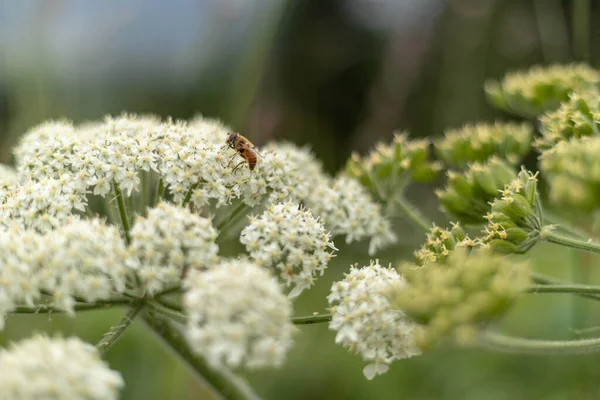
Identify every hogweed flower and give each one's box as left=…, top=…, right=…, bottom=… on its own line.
left=240, top=202, right=337, bottom=297
left=305, top=176, right=397, bottom=255
left=436, top=157, right=517, bottom=225
left=485, top=63, right=600, bottom=118
left=435, top=122, right=532, bottom=168
left=37, top=219, right=134, bottom=313
left=537, top=91, right=600, bottom=151
left=328, top=260, right=421, bottom=380
left=129, top=202, right=219, bottom=295
left=0, top=177, right=86, bottom=233
left=392, top=248, right=530, bottom=349
left=539, top=136, right=600, bottom=211
left=345, top=132, right=441, bottom=201
left=483, top=169, right=542, bottom=253
left=414, top=223, right=478, bottom=266
left=183, top=259, right=295, bottom=370
left=0, top=335, right=124, bottom=400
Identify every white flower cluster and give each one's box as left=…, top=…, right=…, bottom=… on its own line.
left=38, top=219, right=134, bottom=313
left=0, top=335, right=124, bottom=400
left=328, top=261, right=421, bottom=380
left=130, top=203, right=219, bottom=295
left=0, top=219, right=133, bottom=326
left=0, top=177, right=86, bottom=233
left=305, top=176, right=397, bottom=255
left=240, top=202, right=337, bottom=297
left=184, top=259, right=295, bottom=369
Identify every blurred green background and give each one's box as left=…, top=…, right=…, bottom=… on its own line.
left=1, top=0, right=600, bottom=399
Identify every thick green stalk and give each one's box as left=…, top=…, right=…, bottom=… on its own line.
left=142, top=313, right=262, bottom=400
left=96, top=304, right=144, bottom=355
left=154, top=177, right=164, bottom=206
left=395, top=196, right=432, bottom=233
left=112, top=181, right=131, bottom=244
left=527, top=284, right=600, bottom=296
left=542, top=229, right=600, bottom=255
left=217, top=202, right=250, bottom=237
left=479, top=330, right=600, bottom=355
left=182, top=183, right=199, bottom=207
left=10, top=298, right=132, bottom=314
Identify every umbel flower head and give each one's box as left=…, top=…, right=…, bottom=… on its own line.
left=435, top=122, right=532, bottom=168
left=484, top=63, right=600, bottom=118
left=327, top=260, right=421, bottom=380
left=0, top=334, right=124, bottom=400
left=482, top=168, right=542, bottom=254
left=539, top=136, right=600, bottom=211
left=345, top=132, right=441, bottom=201
left=240, top=202, right=337, bottom=297
left=129, top=202, right=219, bottom=295
left=0, top=164, right=18, bottom=189
left=305, top=176, right=397, bottom=255
left=436, top=157, right=517, bottom=225
left=537, top=91, right=600, bottom=151
left=392, top=248, right=530, bottom=349
left=414, top=223, right=478, bottom=266
left=184, top=259, right=295, bottom=370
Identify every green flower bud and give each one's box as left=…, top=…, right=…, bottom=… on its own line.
left=435, top=122, right=533, bottom=168
left=345, top=132, right=441, bottom=202
left=482, top=169, right=542, bottom=253
left=540, top=136, right=600, bottom=211
left=414, top=223, right=478, bottom=266
left=392, top=248, right=530, bottom=349
left=485, top=63, right=600, bottom=118
left=436, top=158, right=517, bottom=225
left=537, top=92, right=600, bottom=150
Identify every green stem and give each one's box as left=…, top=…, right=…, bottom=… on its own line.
left=527, top=284, right=600, bottom=296
left=291, top=314, right=332, bottom=325
left=182, top=183, right=199, bottom=207
left=479, top=330, right=600, bottom=355
left=217, top=202, right=250, bottom=236
left=542, top=229, right=600, bottom=255
left=10, top=298, right=133, bottom=314
left=113, top=181, right=131, bottom=245
left=154, top=178, right=164, bottom=206
left=154, top=296, right=183, bottom=312
left=572, top=0, right=591, bottom=62
left=96, top=303, right=144, bottom=355
left=530, top=272, right=600, bottom=301
left=142, top=313, right=262, bottom=400
left=394, top=196, right=432, bottom=233
left=139, top=170, right=148, bottom=214
left=147, top=300, right=187, bottom=324
left=155, top=285, right=182, bottom=298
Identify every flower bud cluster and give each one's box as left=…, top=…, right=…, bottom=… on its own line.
left=345, top=132, right=441, bottom=201
left=435, top=122, right=532, bottom=168
left=240, top=202, right=337, bottom=297
left=537, top=92, right=600, bottom=151
left=436, top=158, right=517, bottom=225
left=129, top=202, right=219, bottom=295
left=539, top=136, right=600, bottom=211
left=484, top=63, right=600, bottom=118
left=0, top=334, right=124, bottom=400
left=482, top=169, right=542, bottom=253
left=183, top=259, right=295, bottom=370
left=392, top=248, right=530, bottom=349
left=327, top=260, right=421, bottom=380
left=414, top=223, right=478, bottom=266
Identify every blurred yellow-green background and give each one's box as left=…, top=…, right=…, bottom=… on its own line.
left=2, top=1, right=600, bottom=399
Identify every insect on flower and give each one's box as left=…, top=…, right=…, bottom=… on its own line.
left=225, top=132, right=258, bottom=172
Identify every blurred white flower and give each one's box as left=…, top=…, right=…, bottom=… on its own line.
left=0, top=227, right=45, bottom=329
left=328, top=260, right=420, bottom=379
left=37, top=219, right=135, bottom=313
left=240, top=202, right=337, bottom=297
left=0, top=164, right=18, bottom=187
left=130, top=202, right=219, bottom=295
left=0, top=334, right=124, bottom=400
left=184, top=259, right=295, bottom=369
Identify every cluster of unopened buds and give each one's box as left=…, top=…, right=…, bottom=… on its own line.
left=3, top=62, right=600, bottom=399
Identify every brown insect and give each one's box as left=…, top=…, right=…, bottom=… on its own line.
left=225, top=132, right=258, bottom=172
